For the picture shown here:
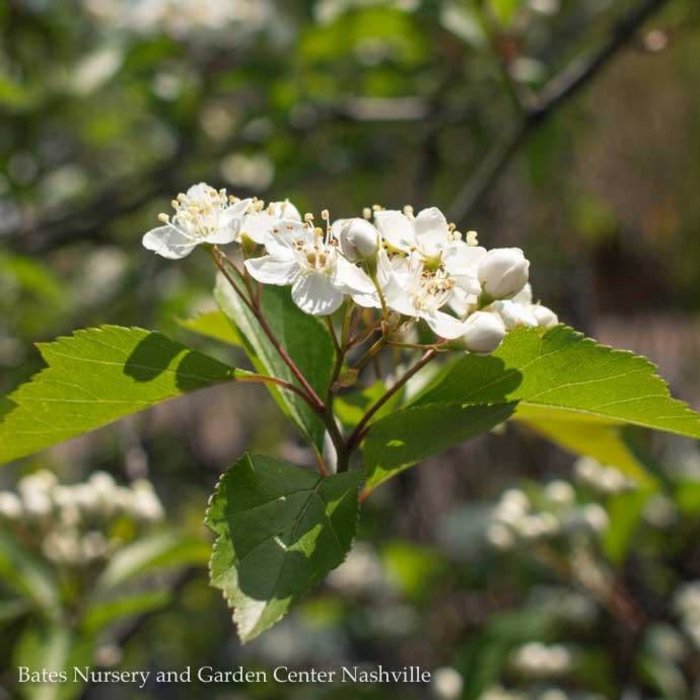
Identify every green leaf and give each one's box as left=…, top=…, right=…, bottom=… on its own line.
left=363, top=402, right=515, bottom=492
left=95, top=533, right=209, bottom=591
left=82, top=590, right=173, bottom=634
left=177, top=309, right=242, bottom=347
left=414, top=326, right=700, bottom=483
left=206, top=453, right=361, bottom=642
left=0, top=532, right=60, bottom=617
left=215, top=276, right=334, bottom=452
left=0, top=326, right=247, bottom=465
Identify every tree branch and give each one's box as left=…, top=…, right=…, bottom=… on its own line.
left=447, top=0, right=671, bottom=224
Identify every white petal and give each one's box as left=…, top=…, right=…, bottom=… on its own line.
left=334, top=257, right=376, bottom=294
left=240, top=212, right=275, bottom=244
left=414, top=207, right=448, bottom=257
left=142, top=225, right=197, bottom=259
left=265, top=219, right=308, bottom=257
left=384, top=274, right=418, bottom=317
left=291, top=273, right=344, bottom=316
left=373, top=210, right=415, bottom=251
left=244, top=255, right=298, bottom=285
left=268, top=200, right=302, bottom=221
left=423, top=310, right=468, bottom=339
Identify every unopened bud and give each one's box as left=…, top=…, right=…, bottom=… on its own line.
left=333, top=218, right=380, bottom=262
left=461, top=311, right=506, bottom=354
left=478, top=247, right=530, bottom=300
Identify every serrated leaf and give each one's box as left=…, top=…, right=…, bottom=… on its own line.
left=215, top=276, right=334, bottom=452
left=413, top=326, right=700, bottom=482
left=177, top=309, right=242, bottom=346
left=0, top=325, right=247, bottom=465
left=206, top=453, right=361, bottom=642
left=363, top=402, right=515, bottom=492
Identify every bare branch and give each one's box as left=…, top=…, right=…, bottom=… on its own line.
left=447, top=0, right=671, bottom=224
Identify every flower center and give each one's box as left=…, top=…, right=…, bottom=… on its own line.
left=413, top=267, right=454, bottom=311
left=293, top=238, right=335, bottom=274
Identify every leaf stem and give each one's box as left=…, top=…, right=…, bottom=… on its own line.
left=212, top=247, right=326, bottom=413
left=346, top=348, right=438, bottom=452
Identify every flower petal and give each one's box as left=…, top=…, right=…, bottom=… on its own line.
left=373, top=210, right=415, bottom=251
left=414, top=207, right=448, bottom=257
left=423, top=309, right=468, bottom=339
left=142, top=225, right=197, bottom=259
left=291, top=273, right=344, bottom=316
left=240, top=211, right=275, bottom=245
left=265, top=219, right=308, bottom=257
left=334, top=257, right=376, bottom=295
left=244, top=255, right=298, bottom=285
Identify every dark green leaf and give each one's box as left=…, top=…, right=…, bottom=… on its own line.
left=206, top=453, right=361, bottom=642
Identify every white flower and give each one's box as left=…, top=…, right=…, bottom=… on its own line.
left=384, top=263, right=467, bottom=339
left=332, top=217, right=380, bottom=262
left=461, top=311, right=506, bottom=353
left=374, top=207, right=485, bottom=297
left=478, top=247, right=530, bottom=300
left=245, top=220, right=374, bottom=315
left=238, top=199, right=302, bottom=245
left=0, top=492, right=23, bottom=520
left=142, top=183, right=252, bottom=259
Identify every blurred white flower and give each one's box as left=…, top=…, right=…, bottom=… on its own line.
left=430, top=667, right=463, bottom=700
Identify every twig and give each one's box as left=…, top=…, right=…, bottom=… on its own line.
left=346, top=348, right=438, bottom=452
left=447, top=0, right=671, bottom=223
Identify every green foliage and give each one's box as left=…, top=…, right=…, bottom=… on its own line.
left=413, top=326, right=700, bottom=482
left=177, top=310, right=242, bottom=347
left=215, top=277, right=334, bottom=452
left=363, top=401, right=516, bottom=492
left=0, top=326, right=245, bottom=465
left=206, top=453, right=361, bottom=642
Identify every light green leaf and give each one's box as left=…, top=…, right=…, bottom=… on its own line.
left=414, top=326, right=700, bottom=482
left=82, top=590, right=173, bottom=634
left=363, top=402, right=516, bottom=492
left=95, top=533, right=209, bottom=591
left=215, top=276, right=334, bottom=452
left=206, top=453, right=361, bottom=642
left=0, top=326, right=247, bottom=465
left=177, top=309, right=242, bottom=347
left=0, top=532, right=60, bottom=617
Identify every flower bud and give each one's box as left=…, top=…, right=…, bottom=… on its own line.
left=461, top=311, right=506, bottom=354
left=531, top=304, right=558, bottom=328
left=478, top=247, right=530, bottom=300
left=491, top=300, right=537, bottom=330
left=333, top=218, right=380, bottom=262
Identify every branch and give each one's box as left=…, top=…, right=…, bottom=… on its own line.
left=447, top=0, right=671, bottom=224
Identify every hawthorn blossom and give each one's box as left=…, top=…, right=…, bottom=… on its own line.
left=245, top=219, right=374, bottom=315
left=373, top=207, right=486, bottom=316
left=238, top=199, right=302, bottom=245
left=143, top=183, right=252, bottom=259
left=384, top=263, right=467, bottom=339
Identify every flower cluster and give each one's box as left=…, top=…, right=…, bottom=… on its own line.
left=485, top=482, right=609, bottom=551
left=143, top=183, right=558, bottom=354
left=85, top=0, right=271, bottom=42
left=0, top=469, right=164, bottom=566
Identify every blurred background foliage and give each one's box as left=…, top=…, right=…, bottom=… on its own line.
left=1, top=0, right=700, bottom=698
